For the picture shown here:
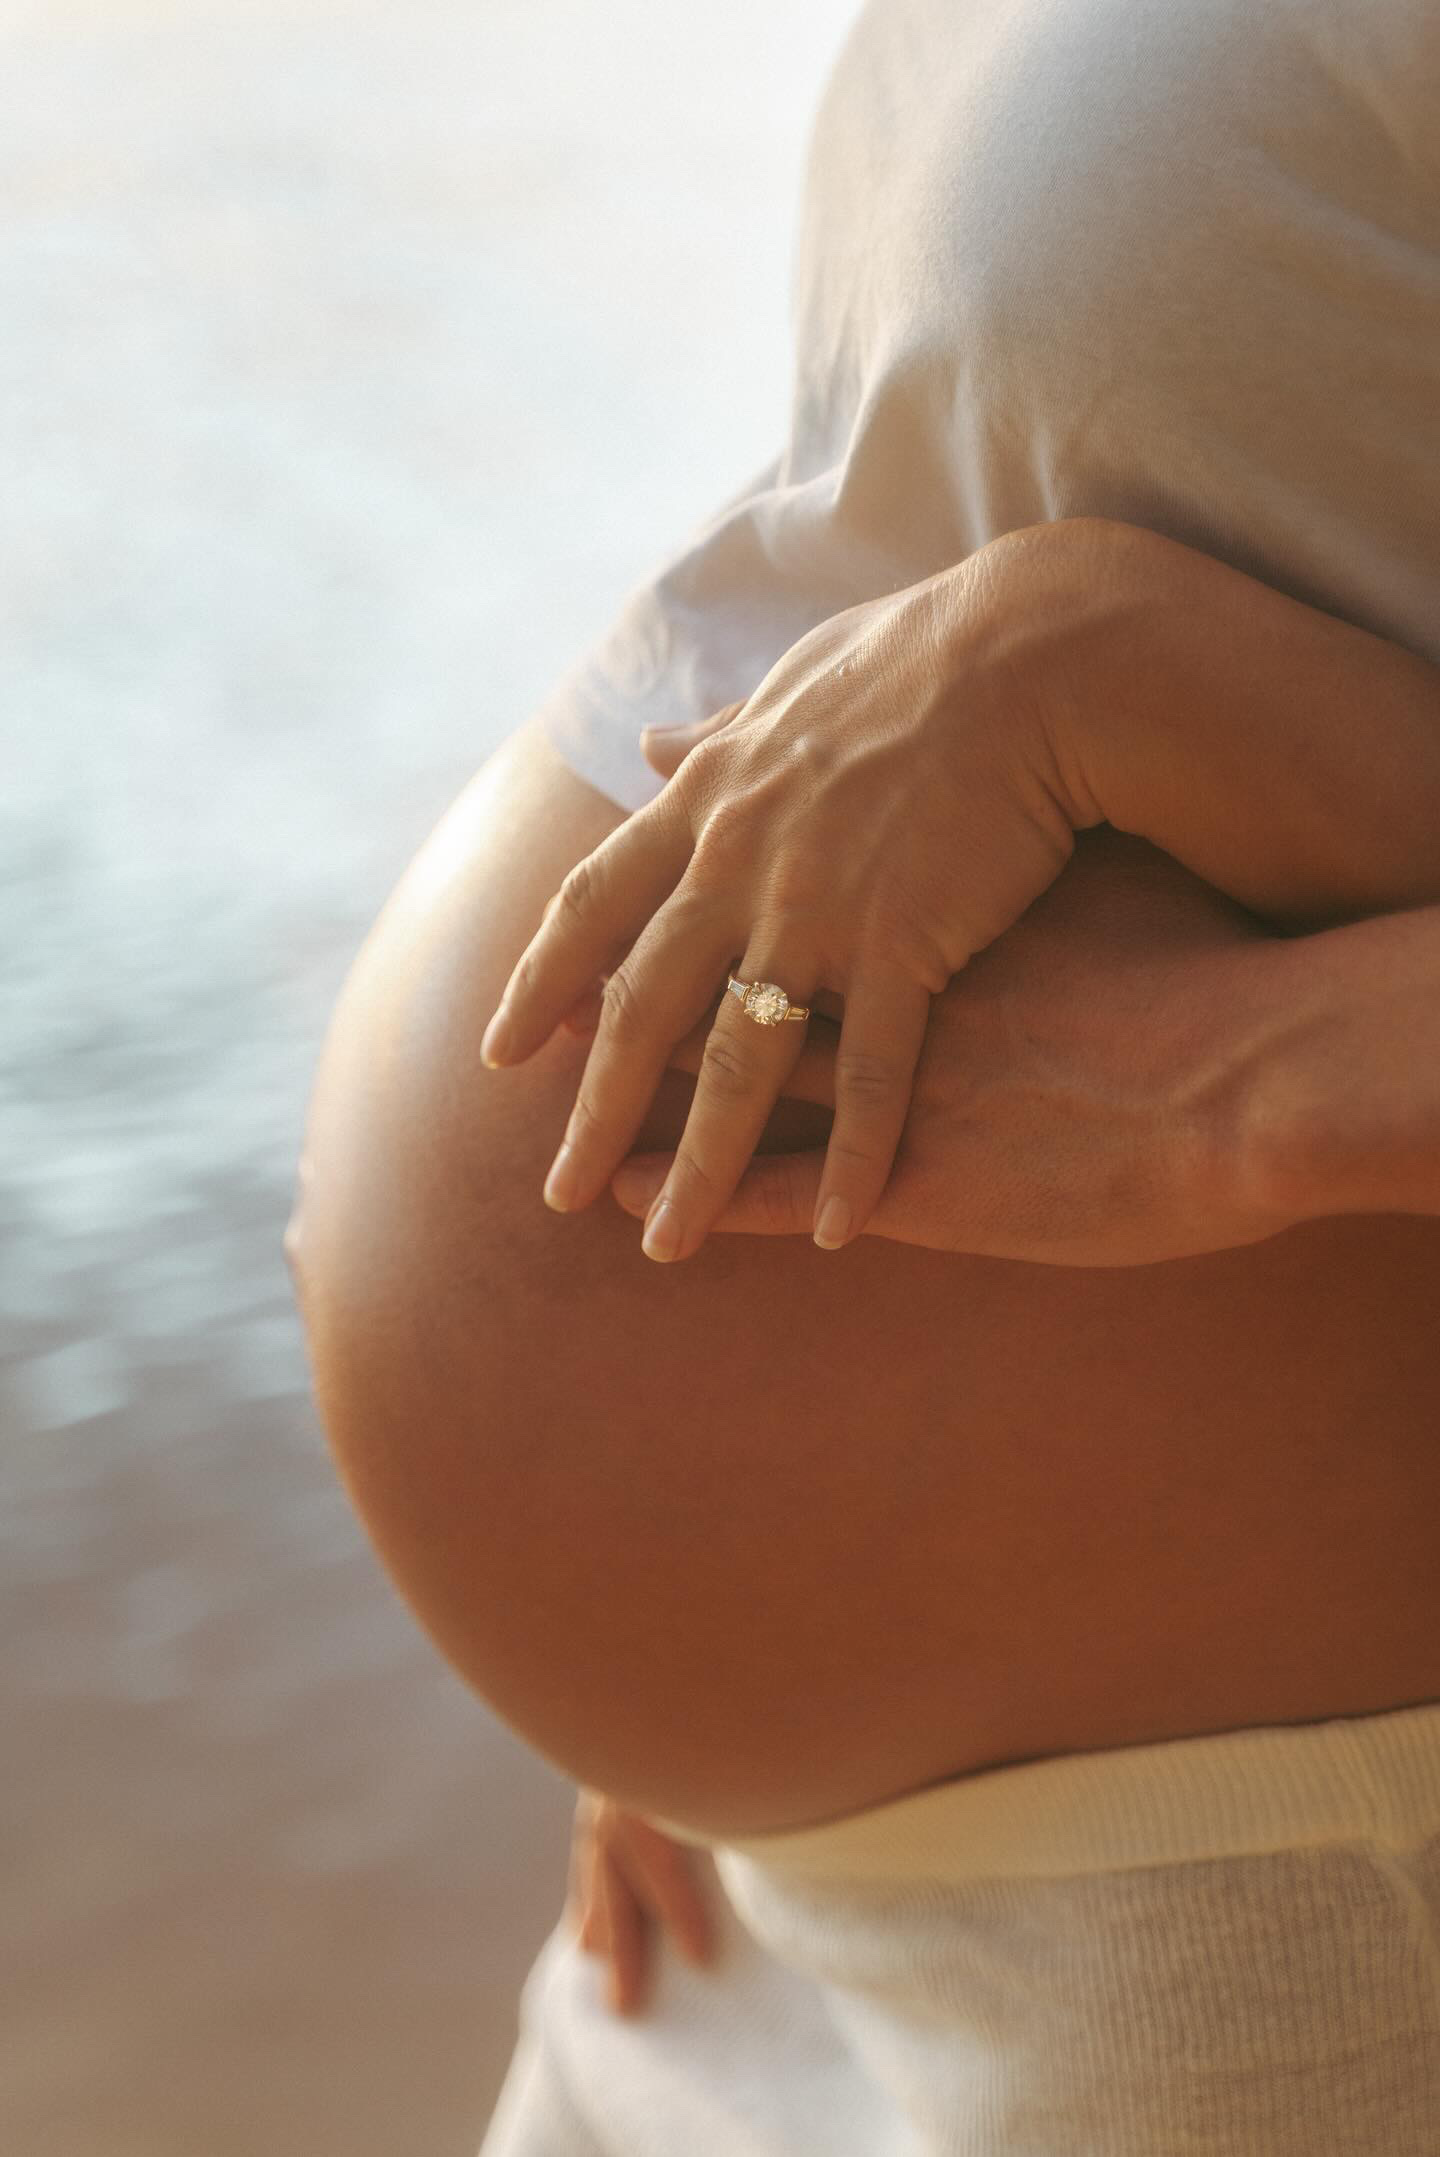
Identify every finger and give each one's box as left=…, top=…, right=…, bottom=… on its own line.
left=639, top=699, right=748, bottom=779
left=599, top=1851, right=649, bottom=2016
left=811, top=967, right=931, bottom=1249
left=480, top=800, right=691, bottom=1069
left=579, top=1881, right=608, bottom=1955
left=664, top=1004, right=839, bottom=1110
left=667, top=981, right=848, bottom=1048
left=569, top=1791, right=608, bottom=1953
left=639, top=946, right=818, bottom=1264
left=613, top=1149, right=827, bottom=1236
left=578, top=1818, right=610, bottom=1954
left=610, top=1816, right=715, bottom=1967
left=540, top=898, right=741, bottom=1216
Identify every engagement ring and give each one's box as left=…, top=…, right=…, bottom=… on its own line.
left=726, top=974, right=811, bottom=1027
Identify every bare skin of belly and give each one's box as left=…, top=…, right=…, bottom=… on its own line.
left=290, top=713, right=1440, bottom=1842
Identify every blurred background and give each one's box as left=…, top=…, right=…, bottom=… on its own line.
left=1, top=1, right=856, bottom=2149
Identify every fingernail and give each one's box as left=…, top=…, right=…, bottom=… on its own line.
left=480, top=1006, right=512, bottom=1068
left=613, top=1162, right=666, bottom=1211
left=640, top=722, right=688, bottom=741
left=544, top=1144, right=580, bottom=1211
left=814, top=1195, right=852, bottom=1250
left=641, top=1197, right=684, bottom=1262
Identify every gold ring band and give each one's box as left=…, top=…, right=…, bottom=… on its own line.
left=726, top=974, right=811, bottom=1027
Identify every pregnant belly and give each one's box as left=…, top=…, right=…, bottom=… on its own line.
left=504, top=1065, right=1440, bottom=1837
left=298, top=718, right=1440, bottom=1840
left=865, top=1210, right=1440, bottom=1821
left=585, top=1070, right=1440, bottom=1835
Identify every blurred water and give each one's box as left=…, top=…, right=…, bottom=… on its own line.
left=0, top=4, right=855, bottom=2149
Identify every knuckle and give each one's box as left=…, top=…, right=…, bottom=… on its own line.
left=507, top=942, right=549, bottom=1004
left=675, top=729, right=727, bottom=793
left=672, top=1148, right=721, bottom=1201
left=825, top=1133, right=889, bottom=1173
left=784, top=723, right=842, bottom=799
left=835, top=1048, right=904, bottom=1108
left=868, top=891, right=954, bottom=995
left=555, top=855, right=598, bottom=925
left=599, top=965, right=648, bottom=1046
left=564, top=1090, right=604, bottom=1147
left=691, top=795, right=748, bottom=868
left=699, top=1025, right=759, bottom=1100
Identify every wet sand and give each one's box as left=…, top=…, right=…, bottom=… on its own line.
left=0, top=4, right=851, bottom=2149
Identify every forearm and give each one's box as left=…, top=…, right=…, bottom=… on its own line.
left=1245, top=900, right=1440, bottom=1221
left=1009, top=517, right=1440, bottom=931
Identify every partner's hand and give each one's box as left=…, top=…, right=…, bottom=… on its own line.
left=609, top=828, right=1302, bottom=1266
left=480, top=527, right=1087, bottom=1262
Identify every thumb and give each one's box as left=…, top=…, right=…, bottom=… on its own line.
left=639, top=699, right=749, bottom=779
left=611, top=1150, right=826, bottom=1236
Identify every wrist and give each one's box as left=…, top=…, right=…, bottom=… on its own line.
left=1235, top=911, right=1440, bottom=1226
left=1175, top=934, right=1316, bottom=1245
left=934, top=516, right=1148, bottom=829
left=1002, top=515, right=1440, bottom=934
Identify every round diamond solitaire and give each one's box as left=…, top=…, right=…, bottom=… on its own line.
left=744, top=982, right=790, bottom=1026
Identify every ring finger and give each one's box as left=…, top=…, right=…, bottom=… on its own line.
left=640, top=938, right=818, bottom=1264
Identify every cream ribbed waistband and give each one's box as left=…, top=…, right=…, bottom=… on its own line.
left=652, top=1699, right=1440, bottom=1884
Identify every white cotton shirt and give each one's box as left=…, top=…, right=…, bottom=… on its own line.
left=534, top=0, right=1440, bottom=816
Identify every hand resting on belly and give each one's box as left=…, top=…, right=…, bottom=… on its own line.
left=612, top=823, right=1295, bottom=1266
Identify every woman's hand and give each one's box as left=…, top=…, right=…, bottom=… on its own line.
left=566, top=1788, right=714, bottom=2016
left=480, top=527, right=1089, bottom=1263
left=608, top=827, right=1305, bottom=1267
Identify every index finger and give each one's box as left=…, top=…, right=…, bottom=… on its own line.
left=480, top=798, right=691, bottom=1068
